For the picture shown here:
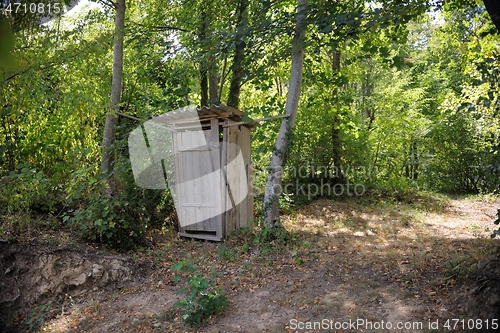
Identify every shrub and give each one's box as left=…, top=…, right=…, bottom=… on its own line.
left=172, top=261, right=227, bottom=325
left=64, top=153, right=174, bottom=250
left=0, top=162, right=63, bottom=215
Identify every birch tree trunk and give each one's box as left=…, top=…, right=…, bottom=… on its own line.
left=262, top=0, right=307, bottom=227
left=101, top=0, right=125, bottom=196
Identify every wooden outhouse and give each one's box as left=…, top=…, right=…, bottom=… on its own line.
left=161, top=105, right=253, bottom=241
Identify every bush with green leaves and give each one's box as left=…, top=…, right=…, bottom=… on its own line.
left=0, top=162, right=63, bottom=215
left=254, top=225, right=296, bottom=253
left=172, top=261, right=227, bottom=325
left=64, top=145, right=174, bottom=250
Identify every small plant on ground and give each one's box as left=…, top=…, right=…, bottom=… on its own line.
left=217, top=244, right=236, bottom=262
left=255, top=225, right=295, bottom=252
left=172, top=261, right=227, bottom=325
left=445, top=258, right=466, bottom=279
left=23, top=303, right=52, bottom=331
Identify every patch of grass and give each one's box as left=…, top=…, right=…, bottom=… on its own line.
left=217, top=244, right=236, bottom=262
left=254, top=225, right=296, bottom=253
left=444, top=258, right=466, bottom=279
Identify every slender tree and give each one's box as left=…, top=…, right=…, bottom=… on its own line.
left=227, top=0, right=249, bottom=108
left=198, top=6, right=209, bottom=107
left=101, top=0, right=125, bottom=196
left=262, top=0, right=307, bottom=227
left=330, top=50, right=344, bottom=184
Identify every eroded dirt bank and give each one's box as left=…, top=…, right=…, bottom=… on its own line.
left=0, top=240, right=149, bottom=332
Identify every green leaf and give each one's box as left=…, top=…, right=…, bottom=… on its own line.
left=242, top=116, right=253, bottom=123
left=199, top=279, right=210, bottom=290
left=175, top=287, right=188, bottom=296
left=321, top=25, right=333, bottom=33
left=172, top=261, right=186, bottom=272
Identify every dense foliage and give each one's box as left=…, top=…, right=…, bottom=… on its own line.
left=1, top=0, right=499, bottom=248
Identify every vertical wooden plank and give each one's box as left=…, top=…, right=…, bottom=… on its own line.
left=240, top=126, right=254, bottom=226
left=178, top=132, right=190, bottom=233
left=194, top=131, right=205, bottom=232
left=179, top=131, right=195, bottom=232
left=238, top=126, right=251, bottom=228
left=221, top=126, right=229, bottom=239
left=236, top=125, right=247, bottom=228
left=186, top=132, right=197, bottom=231
left=209, top=119, right=223, bottom=240
left=195, top=130, right=209, bottom=233
left=173, top=131, right=184, bottom=234
left=247, top=161, right=254, bottom=224
left=196, top=131, right=207, bottom=234
left=184, top=132, right=197, bottom=231
left=226, top=125, right=239, bottom=233
left=225, top=126, right=233, bottom=234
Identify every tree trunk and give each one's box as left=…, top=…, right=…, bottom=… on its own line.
left=101, top=0, right=125, bottom=196
left=200, top=65, right=209, bottom=106
left=331, top=50, right=343, bottom=184
left=405, top=139, right=419, bottom=180
left=199, top=11, right=209, bottom=107
left=218, top=56, right=228, bottom=101
left=209, top=58, right=219, bottom=104
left=262, top=0, right=307, bottom=227
left=412, top=140, right=418, bottom=180
left=200, top=68, right=208, bottom=106
left=227, top=0, right=249, bottom=108
left=362, top=67, right=376, bottom=130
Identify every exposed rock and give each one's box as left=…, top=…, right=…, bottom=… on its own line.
left=0, top=240, right=141, bottom=332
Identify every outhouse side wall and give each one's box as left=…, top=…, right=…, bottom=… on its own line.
left=237, top=125, right=253, bottom=228
left=222, top=124, right=253, bottom=237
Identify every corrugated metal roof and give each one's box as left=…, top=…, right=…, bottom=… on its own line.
left=198, top=104, right=243, bottom=117
left=157, top=104, right=243, bottom=124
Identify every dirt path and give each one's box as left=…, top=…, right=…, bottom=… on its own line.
left=2, top=195, right=499, bottom=332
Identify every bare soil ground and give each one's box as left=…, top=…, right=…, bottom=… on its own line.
left=1, top=194, right=499, bottom=332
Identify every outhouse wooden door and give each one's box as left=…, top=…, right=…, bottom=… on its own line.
left=174, top=120, right=223, bottom=241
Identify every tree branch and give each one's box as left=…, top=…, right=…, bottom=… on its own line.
left=99, top=0, right=116, bottom=9
left=135, top=23, right=190, bottom=33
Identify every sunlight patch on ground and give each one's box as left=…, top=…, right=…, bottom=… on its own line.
left=41, top=316, right=76, bottom=332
